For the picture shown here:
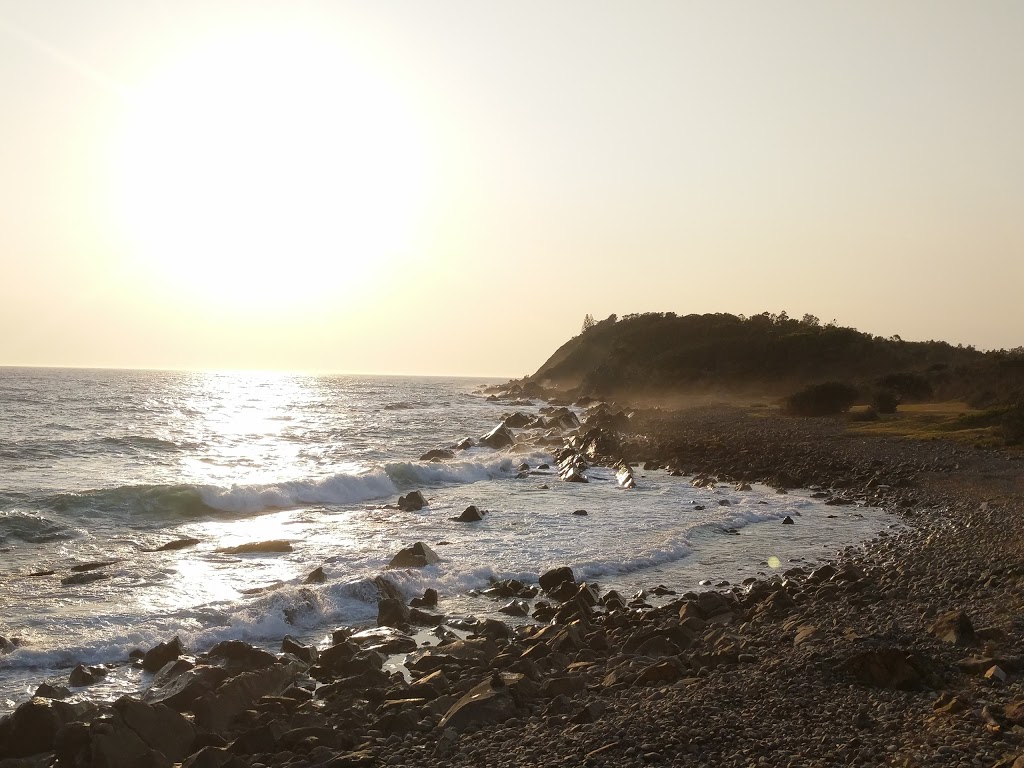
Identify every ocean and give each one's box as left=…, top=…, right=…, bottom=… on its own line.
left=0, top=367, right=891, bottom=712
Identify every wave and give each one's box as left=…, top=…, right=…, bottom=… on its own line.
left=39, top=453, right=548, bottom=521
left=0, top=511, right=75, bottom=545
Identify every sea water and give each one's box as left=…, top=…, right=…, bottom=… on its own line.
left=0, top=368, right=891, bottom=712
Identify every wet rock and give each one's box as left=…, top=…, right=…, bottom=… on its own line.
left=281, top=635, right=318, bottom=665
left=78, top=696, right=197, bottom=767
left=539, top=566, right=576, bottom=594
left=304, top=566, right=327, bottom=583
left=350, top=627, right=418, bottom=654
left=397, top=491, right=427, bottom=511
left=191, top=660, right=303, bottom=732
left=152, top=537, right=201, bottom=552
left=69, top=664, right=108, bottom=687
left=452, top=505, right=485, bottom=522
left=143, top=666, right=229, bottom=710
left=479, top=424, right=515, bottom=450
left=499, top=599, right=530, bottom=617
left=387, top=542, right=440, bottom=568
left=203, top=640, right=277, bottom=673
left=61, top=571, right=109, bottom=586
left=377, top=598, right=410, bottom=628
left=142, top=636, right=185, bottom=673
left=572, top=509, right=588, bottom=516
left=34, top=683, right=71, bottom=700
left=217, top=540, right=292, bottom=554
left=69, top=560, right=119, bottom=572
left=502, top=412, right=533, bottom=429
left=782, top=516, right=795, bottom=525
left=420, top=449, right=455, bottom=461
left=438, top=674, right=521, bottom=733
left=0, top=697, right=94, bottom=758
left=410, top=587, right=439, bottom=608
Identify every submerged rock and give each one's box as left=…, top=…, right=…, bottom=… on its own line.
left=452, top=505, right=485, bottom=522
left=397, top=491, right=427, bottom=511
left=217, top=540, right=292, bottom=554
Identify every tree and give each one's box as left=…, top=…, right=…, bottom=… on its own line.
left=801, top=313, right=820, bottom=327
left=581, top=313, right=596, bottom=333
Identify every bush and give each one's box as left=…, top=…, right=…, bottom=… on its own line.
left=1001, top=404, right=1024, bottom=445
left=872, top=389, right=901, bottom=414
left=783, top=382, right=860, bottom=417
left=849, top=406, right=880, bottom=422
left=875, top=372, right=933, bottom=401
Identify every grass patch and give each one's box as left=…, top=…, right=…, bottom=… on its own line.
left=847, top=401, right=1023, bottom=449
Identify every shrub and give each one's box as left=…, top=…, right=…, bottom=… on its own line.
left=849, top=406, right=880, bottom=422
left=783, top=382, right=860, bottom=417
left=875, top=372, right=933, bottom=401
left=1001, top=404, right=1024, bottom=445
left=872, top=389, right=901, bottom=414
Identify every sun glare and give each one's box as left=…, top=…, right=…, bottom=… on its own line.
left=109, top=28, right=428, bottom=307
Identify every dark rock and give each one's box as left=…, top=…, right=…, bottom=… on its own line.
left=539, top=567, right=576, bottom=594
left=152, top=537, right=201, bottom=552
left=378, top=598, right=410, bottom=628
left=281, top=635, right=318, bottom=665
left=84, top=695, right=197, bottom=766
left=191, top=661, right=303, bottom=732
left=61, top=571, right=109, bottom=586
left=928, top=610, right=978, bottom=646
left=387, top=542, right=440, bottom=569
left=420, top=449, right=455, bottom=462
left=143, top=665, right=228, bottom=710
left=69, top=664, right=108, bottom=687
left=142, top=636, right=185, bottom=673
left=409, top=608, right=445, bottom=626
left=437, top=674, right=521, bottom=733
left=410, top=588, right=438, bottom=608
left=572, top=509, right=588, bottom=516
left=203, top=640, right=278, bottom=673
left=0, top=698, right=94, bottom=758
left=69, top=560, right=119, bottom=572
left=397, top=491, right=427, bottom=511
left=840, top=647, right=930, bottom=690
left=304, top=566, right=327, bottom=584
left=217, top=540, right=292, bottom=554
left=34, top=683, right=71, bottom=700
left=503, top=412, right=533, bottom=429
left=499, top=600, right=530, bottom=617
left=479, top=424, right=516, bottom=450
left=350, top=627, right=418, bottom=654
left=782, top=516, right=795, bottom=525
left=452, top=505, right=484, bottom=522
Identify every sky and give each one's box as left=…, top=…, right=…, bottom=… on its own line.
left=1, top=1, right=1022, bottom=376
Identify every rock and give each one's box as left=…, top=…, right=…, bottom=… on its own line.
left=438, top=674, right=521, bottom=733
left=539, top=566, right=576, bottom=594
left=152, top=538, right=201, bottom=552
left=928, top=610, right=978, bottom=646
left=61, top=571, right=109, bottom=586
left=502, top=412, right=533, bottom=429
left=34, top=683, right=71, bottom=700
left=397, top=491, right=427, bottom=511
left=143, top=665, right=229, bottom=710
left=479, top=424, right=515, bottom=450
left=0, top=698, right=94, bottom=759
left=191, top=661, right=303, bottom=732
left=420, top=449, right=455, bottom=461
left=840, top=647, right=929, bottom=690
left=69, top=664, right=108, bottom=687
left=349, top=627, right=418, bottom=654
left=387, top=542, right=440, bottom=568
left=781, top=516, right=795, bottom=525
left=378, top=598, right=410, bottom=628
left=281, top=635, right=318, bottom=665
left=572, top=509, right=588, bottom=516
left=83, top=696, right=197, bottom=767
left=304, top=566, right=327, bottom=583
left=410, top=587, right=439, bottom=608
left=498, top=600, right=530, bottom=617
left=452, top=505, right=484, bottom=522
left=986, top=665, right=1008, bottom=682
left=409, top=607, right=445, bottom=626
left=217, top=540, right=292, bottom=554
left=142, top=636, right=185, bottom=673
left=203, top=641, right=278, bottom=673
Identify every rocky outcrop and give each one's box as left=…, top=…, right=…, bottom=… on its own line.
left=387, top=542, right=440, bottom=568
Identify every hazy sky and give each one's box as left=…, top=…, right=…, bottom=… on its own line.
left=2, top=1, right=1022, bottom=376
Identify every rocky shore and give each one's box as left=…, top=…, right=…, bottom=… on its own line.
left=3, top=405, right=1024, bottom=768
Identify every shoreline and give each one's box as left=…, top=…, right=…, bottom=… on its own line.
left=4, top=404, right=1024, bottom=766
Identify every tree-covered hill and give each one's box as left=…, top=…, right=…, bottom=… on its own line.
left=527, top=312, right=1023, bottom=406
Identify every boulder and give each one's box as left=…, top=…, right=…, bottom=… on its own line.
left=502, top=412, right=533, bottom=429
left=928, top=610, right=978, bottom=646
left=499, top=600, right=530, bottom=617
left=153, top=538, right=201, bottom=552
left=840, top=648, right=930, bottom=690
left=281, top=635, right=318, bottom=665
left=452, top=505, right=484, bottom=522
left=782, top=516, right=795, bottom=525
left=143, top=665, right=229, bottom=710
left=420, top=449, right=455, bottom=462
left=69, top=664, right=108, bottom=687
left=217, top=540, right=292, bottom=554
left=304, top=566, right=327, bottom=584
left=378, top=598, right=411, bottom=628
left=85, top=696, right=197, bottom=766
left=61, top=571, right=109, bottom=586
left=142, top=636, right=184, bottom=673
left=397, top=491, right=427, bottom=511
left=572, top=509, right=588, bottom=516
left=539, top=567, right=576, bottom=594
left=0, top=697, right=94, bottom=758
left=202, top=641, right=277, bottom=673
left=190, top=661, right=303, bottom=732
left=478, top=425, right=515, bottom=450
left=34, top=683, right=71, bottom=700
left=437, top=674, right=520, bottom=733
left=350, top=627, right=418, bottom=654
left=388, top=542, right=440, bottom=569
left=410, top=588, right=438, bottom=608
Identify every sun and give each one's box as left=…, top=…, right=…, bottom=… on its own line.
left=109, top=27, right=428, bottom=306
